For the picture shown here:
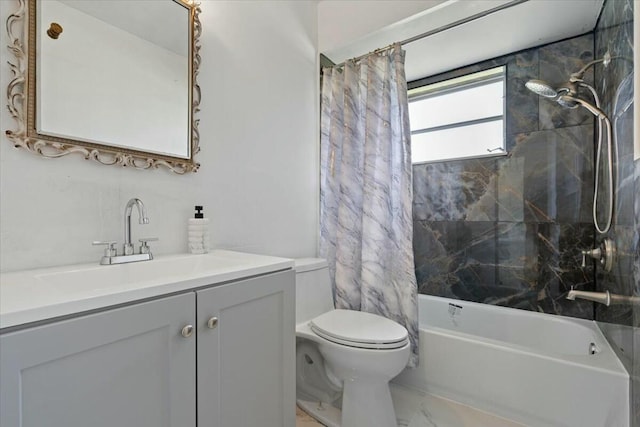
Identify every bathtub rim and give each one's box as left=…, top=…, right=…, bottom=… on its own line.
left=417, top=294, right=629, bottom=376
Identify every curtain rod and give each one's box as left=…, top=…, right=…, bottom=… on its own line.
left=330, top=0, right=529, bottom=69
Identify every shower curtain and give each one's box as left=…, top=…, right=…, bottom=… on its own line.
left=319, top=44, right=419, bottom=366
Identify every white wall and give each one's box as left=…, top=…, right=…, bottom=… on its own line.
left=0, top=0, right=319, bottom=272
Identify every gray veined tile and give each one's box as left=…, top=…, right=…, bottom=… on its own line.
left=410, top=32, right=617, bottom=322
left=634, top=159, right=640, bottom=305
left=506, top=50, right=539, bottom=137
left=611, top=82, right=635, bottom=227
left=497, top=125, right=594, bottom=223
left=412, top=158, right=497, bottom=222
left=595, top=21, right=634, bottom=117
left=538, top=34, right=594, bottom=130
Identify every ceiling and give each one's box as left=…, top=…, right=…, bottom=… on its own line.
left=321, top=0, right=605, bottom=82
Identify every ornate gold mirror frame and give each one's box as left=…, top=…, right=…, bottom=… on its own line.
left=5, top=0, right=202, bottom=174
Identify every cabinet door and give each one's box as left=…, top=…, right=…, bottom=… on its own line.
left=0, top=293, right=196, bottom=427
left=197, top=270, right=295, bottom=427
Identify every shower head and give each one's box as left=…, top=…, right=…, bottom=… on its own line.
left=556, top=95, right=579, bottom=109
left=525, top=78, right=602, bottom=115
left=527, top=52, right=625, bottom=104
left=557, top=95, right=607, bottom=118
left=525, top=79, right=558, bottom=98
left=526, top=78, right=579, bottom=99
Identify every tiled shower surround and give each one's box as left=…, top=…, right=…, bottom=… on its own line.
left=412, top=33, right=597, bottom=319
left=595, top=0, right=635, bottom=326
left=411, top=1, right=638, bottom=424
left=593, top=0, right=638, bottom=424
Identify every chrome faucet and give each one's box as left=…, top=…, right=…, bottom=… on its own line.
left=124, top=198, right=149, bottom=255
left=567, top=289, right=640, bottom=307
left=92, top=198, right=157, bottom=265
left=567, top=290, right=611, bottom=306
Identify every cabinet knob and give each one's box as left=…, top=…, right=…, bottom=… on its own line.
left=207, top=317, right=218, bottom=329
left=181, top=324, right=194, bottom=338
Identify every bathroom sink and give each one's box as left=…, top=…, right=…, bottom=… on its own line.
left=35, top=254, right=240, bottom=291
left=0, top=250, right=293, bottom=329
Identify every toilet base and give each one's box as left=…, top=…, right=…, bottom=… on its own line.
left=298, top=380, right=398, bottom=427
left=342, top=379, right=397, bottom=427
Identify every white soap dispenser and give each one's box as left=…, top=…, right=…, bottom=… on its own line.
left=188, top=205, right=210, bottom=254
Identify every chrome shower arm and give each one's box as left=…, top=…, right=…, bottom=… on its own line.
left=570, top=52, right=612, bottom=80
left=570, top=52, right=633, bottom=81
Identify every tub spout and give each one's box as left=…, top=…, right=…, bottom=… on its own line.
left=566, top=290, right=610, bottom=306
left=567, top=290, right=640, bottom=306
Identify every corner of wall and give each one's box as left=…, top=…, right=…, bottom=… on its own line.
left=634, top=2, right=639, bottom=161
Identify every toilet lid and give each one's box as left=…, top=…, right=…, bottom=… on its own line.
left=309, top=309, right=409, bottom=350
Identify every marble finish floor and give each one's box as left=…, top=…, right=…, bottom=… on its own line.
left=296, top=384, right=525, bottom=427
left=296, top=405, right=324, bottom=427
left=391, top=384, right=526, bottom=427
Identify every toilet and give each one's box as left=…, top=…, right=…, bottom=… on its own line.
left=295, top=258, right=410, bottom=427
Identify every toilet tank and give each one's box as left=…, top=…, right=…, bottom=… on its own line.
left=295, top=258, right=335, bottom=324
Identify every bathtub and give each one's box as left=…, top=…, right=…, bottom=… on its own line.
left=392, top=295, right=630, bottom=427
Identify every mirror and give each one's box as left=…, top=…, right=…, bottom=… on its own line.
left=5, top=0, right=201, bottom=173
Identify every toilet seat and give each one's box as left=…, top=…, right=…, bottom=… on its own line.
left=309, top=309, right=408, bottom=350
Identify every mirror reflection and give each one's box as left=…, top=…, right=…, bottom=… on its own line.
left=36, top=0, right=191, bottom=159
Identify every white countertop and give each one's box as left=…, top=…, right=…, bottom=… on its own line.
left=0, top=250, right=294, bottom=330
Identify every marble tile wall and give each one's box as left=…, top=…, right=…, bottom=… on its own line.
left=412, top=34, right=597, bottom=319
left=592, top=0, right=638, bottom=425
left=634, top=157, right=640, bottom=427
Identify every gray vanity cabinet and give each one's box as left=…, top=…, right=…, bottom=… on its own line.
left=0, top=269, right=295, bottom=427
left=196, top=270, right=296, bottom=427
left=0, top=292, right=196, bottom=427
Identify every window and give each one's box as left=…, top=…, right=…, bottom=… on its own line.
left=408, top=66, right=506, bottom=164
